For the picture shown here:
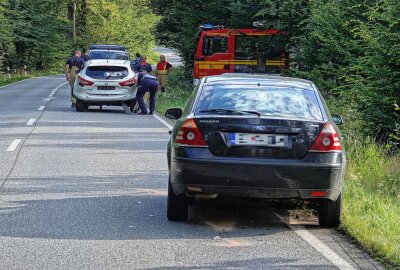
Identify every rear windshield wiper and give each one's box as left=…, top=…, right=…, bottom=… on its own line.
left=199, top=108, right=261, bottom=117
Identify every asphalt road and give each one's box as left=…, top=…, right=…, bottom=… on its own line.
left=153, top=47, right=182, bottom=67
left=0, top=75, right=385, bottom=270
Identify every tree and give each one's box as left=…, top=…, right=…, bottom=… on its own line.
left=0, top=0, right=159, bottom=71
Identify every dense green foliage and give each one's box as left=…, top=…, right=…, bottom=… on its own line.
left=0, top=0, right=158, bottom=72
left=152, top=0, right=399, bottom=140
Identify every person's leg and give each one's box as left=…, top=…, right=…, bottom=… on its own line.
left=69, top=68, right=77, bottom=106
left=136, top=86, right=148, bottom=114
left=159, top=75, right=167, bottom=93
left=149, top=85, right=158, bottom=115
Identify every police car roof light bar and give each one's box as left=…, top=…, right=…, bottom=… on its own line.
left=89, top=44, right=126, bottom=51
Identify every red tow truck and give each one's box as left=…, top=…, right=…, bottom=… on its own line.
left=193, top=24, right=288, bottom=83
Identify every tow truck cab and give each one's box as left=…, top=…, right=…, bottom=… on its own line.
left=194, top=24, right=288, bottom=82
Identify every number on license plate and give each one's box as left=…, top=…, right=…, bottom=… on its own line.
left=230, top=133, right=289, bottom=147
left=97, top=86, right=116, bottom=90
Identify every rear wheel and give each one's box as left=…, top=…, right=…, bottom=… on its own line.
left=76, top=100, right=85, bottom=112
left=167, top=179, right=188, bottom=221
left=318, top=193, right=342, bottom=227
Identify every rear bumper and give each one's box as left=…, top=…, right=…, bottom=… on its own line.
left=73, top=86, right=136, bottom=104
left=170, top=148, right=345, bottom=201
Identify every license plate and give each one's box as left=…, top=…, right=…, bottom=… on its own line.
left=97, top=86, right=116, bottom=90
left=104, top=72, right=122, bottom=77
left=229, top=133, right=289, bottom=147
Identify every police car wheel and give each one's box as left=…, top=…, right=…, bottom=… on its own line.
left=167, top=178, right=188, bottom=221
left=76, top=100, right=85, bottom=112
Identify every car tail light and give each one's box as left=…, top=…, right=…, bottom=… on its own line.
left=78, top=76, right=94, bottom=87
left=311, top=191, right=328, bottom=197
left=175, top=119, right=207, bottom=147
left=119, top=78, right=135, bottom=87
left=309, top=123, right=342, bottom=152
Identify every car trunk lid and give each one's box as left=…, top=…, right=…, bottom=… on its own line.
left=195, top=117, right=324, bottom=159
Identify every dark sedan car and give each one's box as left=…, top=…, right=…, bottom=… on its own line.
left=165, top=74, right=346, bottom=227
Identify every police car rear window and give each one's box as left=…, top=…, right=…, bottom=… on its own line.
left=86, top=66, right=128, bottom=80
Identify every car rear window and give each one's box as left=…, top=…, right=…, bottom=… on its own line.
left=89, top=51, right=129, bottom=60
left=86, top=66, right=128, bottom=80
left=196, top=84, right=324, bottom=120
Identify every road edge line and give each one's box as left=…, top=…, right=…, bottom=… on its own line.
left=153, top=113, right=173, bottom=130
left=274, top=212, right=355, bottom=270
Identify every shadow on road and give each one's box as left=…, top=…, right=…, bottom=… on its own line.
left=0, top=175, right=289, bottom=241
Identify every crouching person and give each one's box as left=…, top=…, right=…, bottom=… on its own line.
left=135, top=65, right=159, bottom=115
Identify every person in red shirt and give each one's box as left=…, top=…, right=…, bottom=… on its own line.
left=156, top=55, right=172, bottom=93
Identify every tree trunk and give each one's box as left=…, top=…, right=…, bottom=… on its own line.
left=67, top=1, right=76, bottom=42
left=79, top=0, right=87, bottom=37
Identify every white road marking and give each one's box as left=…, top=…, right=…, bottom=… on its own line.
left=26, top=118, right=36, bottom=126
left=6, top=139, right=22, bottom=152
left=43, top=82, right=68, bottom=100
left=275, top=213, right=355, bottom=270
left=38, top=106, right=45, bottom=111
left=153, top=114, right=173, bottom=130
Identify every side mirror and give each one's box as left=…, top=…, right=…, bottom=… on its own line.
left=165, top=108, right=182, bottom=120
left=332, top=114, right=343, bottom=125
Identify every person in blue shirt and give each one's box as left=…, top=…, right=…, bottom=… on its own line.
left=81, top=48, right=90, bottom=62
left=134, top=64, right=159, bottom=115
left=65, top=50, right=85, bottom=107
left=134, top=55, right=152, bottom=74
left=131, top=52, right=141, bottom=72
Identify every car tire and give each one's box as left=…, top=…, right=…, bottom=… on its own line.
left=76, top=100, right=85, bottom=112
left=318, top=193, right=342, bottom=228
left=167, top=179, right=188, bottom=221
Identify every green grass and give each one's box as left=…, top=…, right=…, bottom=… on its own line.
left=157, top=68, right=400, bottom=268
left=0, top=71, right=59, bottom=88
left=156, top=87, right=192, bottom=116
left=0, top=74, right=32, bottom=87
left=156, top=67, right=194, bottom=114
left=342, top=140, right=400, bottom=269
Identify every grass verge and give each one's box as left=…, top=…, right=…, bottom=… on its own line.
left=156, top=67, right=193, bottom=115
left=0, top=71, right=59, bottom=88
left=342, top=140, right=400, bottom=269
left=156, top=67, right=400, bottom=268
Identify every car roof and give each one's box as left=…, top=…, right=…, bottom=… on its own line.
left=86, top=59, right=131, bottom=67
left=89, top=44, right=126, bottom=51
left=203, top=74, right=315, bottom=89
